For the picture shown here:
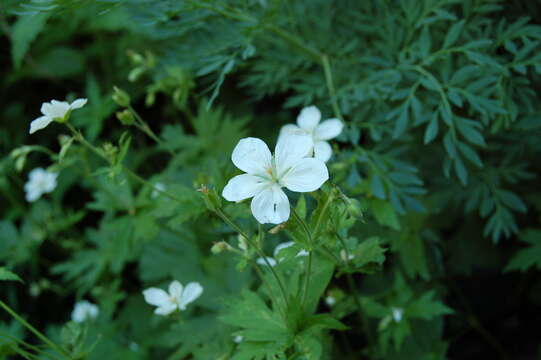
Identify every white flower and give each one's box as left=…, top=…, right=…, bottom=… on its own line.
left=143, top=280, right=203, bottom=316
left=233, top=335, right=244, bottom=344
left=392, top=307, right=404, bottom=323
left=71, top=300, right=99, bottom=323
left=24, top=168, right=58, bottom=202
left=325, top=296, right=336, bottom=307
left=29, top=98, right=87, bottom=134
left=340, top=249, right=355, bottom=262
left=151, top=182, right=166, bottom=199
left=238, top=235, right=248, bottom=252
left=222, top=135, right=329, bottom=224
left=256, top=257, right=277, bottom=267
left=279, top=106, right=343, bottom=162
left=273, top=241, right=308, bottom=259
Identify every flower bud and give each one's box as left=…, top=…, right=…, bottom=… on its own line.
left=116, top=110, right=135, bottom=126
left=112, top=86, right=131, bottom=107
left=211, top=241, right=230, bottom=254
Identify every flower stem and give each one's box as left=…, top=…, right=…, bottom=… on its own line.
left=290, top=208, right=314, bottom=311
left=213, top=208, right=289, bottom=310
left=127, top=105, right=175, bottom=155
left=0, top=300, right=71, bottom=359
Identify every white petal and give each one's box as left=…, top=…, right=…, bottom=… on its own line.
left=273, top=241, right=295, bottom=257
left=256, top=257, right=277, bottom=267
left=168, top=280, right=183, bottom=301
left=25, top=189, right=41, bottom=202
left=296, top=250, right=309, bottom=257
left=29, top=116, right=53, bottom=134
left=48, top=100, right=70, bottom=118
left=179, top=282, right=203, bottom=310
left=314, top=141, right=333, bottom=162
left=222, top=174, right=269, bottom=202
left=231, top=137, right=272, bottom=175
left=250, top=185, right=290, bottom=224
left=155, top=303, right=177, bottom=316
left=70, top=98, right=87, bottom=109
left=43, top=172, right=58, bottom=192
left=314, top=119, right=343, bottom=140
left=281, top=158, right=329, bottom=192
left=142, top=288, right=169, bottom=307
left=275, top=134, right=313, bottom=178
left=279, top=124, right=303, bottom=137
left=297, top=106, right=321, bottom=131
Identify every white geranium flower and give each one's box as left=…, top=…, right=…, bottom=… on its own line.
left=233, top=335, right=244, bottom=344
left=279, top=106, right=343, bottom=162
left=256, top=257, right=277, bottom=267
left=273, top=241, right=308, bottom=259
left=392, top=307, right=404, bottom=323
left=71, top=300, right=99, bottom=323
left=143, top=280, right=203, bottom=316
left=24, top=168, right=58, bottom=202
left=325, top=296, right=336, bottom=307
left=29, top=98, right=87, bottom=134
left=222, top=135, right=329, bottom=224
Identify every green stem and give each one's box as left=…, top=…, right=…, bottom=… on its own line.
left=0, top=300, right=71, bottom=359
left=290, top=208, right=314, bottom=310
left=213, top=208, right=289, bottom=309
left=127, top=106, right=174, bottom=155
left=321, top=55, right=343, bottom=121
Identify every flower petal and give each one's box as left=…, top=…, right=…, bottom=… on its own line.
left=179, top=282, right=203, bottom=310
left=297, top=106, right=321, bottom=131
left=275, top=134, right=313, bottom=178
left=256, top=257, right=277, bottom=267
left=314, top=141, right=333, bottom=162
left=314, top=119, right=343, bottom=140
left=155, top=303, right=177, bottom=316
left=231, top=137, right=272, bottom=175
left=70, top=98, right=88, bottom=109
left=250, top=185, right=290, bottom=224
left=142, top=288, right=169, bottom=307
left=48, top=100, right=70, bottom=118
left=222, top=174, right=269, bottom=202
left=29, top=116, right=53, bottom=134
left=280, top=124, right=303, bottom=137
left=168, top=280, right=183, bottom=300
left=281, top=158, right=329, bottom=192
left=273, top=241, right=295, bottom=257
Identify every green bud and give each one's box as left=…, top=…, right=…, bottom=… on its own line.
left=198, top=184, right=222, bottom=211
left=112, top=86, right=131, bottom=107
left=211, top=241, right=230, bottom=254
left=116, top=110, right=135, bottom=126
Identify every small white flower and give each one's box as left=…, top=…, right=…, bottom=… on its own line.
left=279, top=106, right=343, bottom=162
left=256, top=257, right=277, bottom=267
left=24, top=168, right=58, bottom=202
left=151, top=182, right=166, bottom=199
left=71, top=300, right=99, bottom=323
left=392, top=307, right=404, bottom=323
left=143, top=280, right=203, bottom=316
left=325, top=296, right=336, bottom=307
left=273, top=241, right=308, bottom=259
left=30, top=98, right=87, bottom=134
left=233, top=335, right=244, bottom=344
left=222, top=135, right=329, bottom=224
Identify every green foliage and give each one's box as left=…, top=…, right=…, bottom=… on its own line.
left=1, top=0, right=541, bottom=359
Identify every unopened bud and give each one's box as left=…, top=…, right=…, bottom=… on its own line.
left=116, top=110, right=135, bottom=126
left=112, top=86, right=131, bottom=107
left=211, top=241, right=230, bottom=254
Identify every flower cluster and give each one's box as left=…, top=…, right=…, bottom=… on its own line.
left=222, top=106, right=343, bottom=224
left=71, top=300, right=99, bottom=323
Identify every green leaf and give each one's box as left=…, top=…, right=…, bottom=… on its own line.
left=407, top=291, right=453, bottom=320
left=443, top=20, right=465, bottom=48
left=371, top=175, right=386, bottom=199
left=0, top=268, right=23, bottom=283
left=352, top=237, right=387, bottom=273
left=393, top=105, right=409, bottom=138
left=371, top=199, right=401, bottom=230
left=11, top=13, right=50, bottom=68
left=505, top=230, right=541, bottom=272
left=424, top=112, right=439, bottom=144
left=396, top=233, right=429, bottom=280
